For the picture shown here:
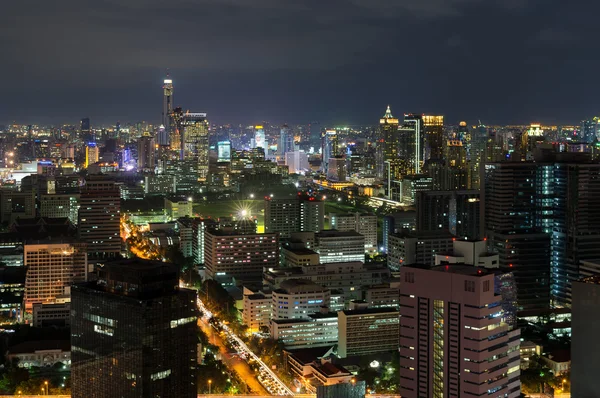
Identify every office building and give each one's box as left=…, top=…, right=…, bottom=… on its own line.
left=40, top=193, right=80, bottom=225
left=469, top=123, right=488, bottom=189
left=285, top=150, right=309, bottom=174
left=382, top=211, right=416, bottom=253
left=551, top=162, right=600, bottom=307
left=0, top=190, right=36, bottom=223
left=0, top=266, right=26, bottom=319
left=337, top=307, right=399, bottom=358
left=377, top=106, right=400, bottom=180
left=399, top=264, right=521, bottom=398
left=253, top=125, right=266, bottom=149
left=78, top=175, right=121, bottom=258
left=416, top=190, right=480, bottom=239
left=181, top=112, right=210, bottom=181
left=24, top=241, right=88, bottom=311
left=264, top=261, right=389, bottom=303
left=326, top=156, right=347, bottom=182
left=204, top=230, right=278, bottom=281
left=387, top=232, right=454, bottom=271
left=442, top=139, right=468, bottom=190
left=271, top=279, right=330, bottom=320
left=572, top=276, right=600, bottom=397
left=315, top=230, right=365, bottom=263
left=322, top=129, right=339, bottom=176
left=422, top=114, right=444, bottom=161
left=191, top=218, right=219, bottom=265
left=364, top=282, right=400, bottom=309
left=32, top=302, right=71, bottom=328
left=281, top=246, right=320, bottom=267
left=271, top=312, right=338, bottom=349
left=137, top=132, right=155, bottom=171
left=85, top=143, right=99, bottom=168
left=71, top=259, right=197, bottom=398
left=242, top=290, right=272, bottom=333
left=165, top=197, right=193, bottom=220
left=144, top=174, right=176, bottom=195
left=435, top=239, right=499, bottom=269
left=264, top=197, right=300, bottom=238
left=265, top=196, right=324, bottom=237
left=398, top=114, right=423, bottom=176
left=279, top=124, right=295, bottom=155
left=330, top=213, right=378, bottom=254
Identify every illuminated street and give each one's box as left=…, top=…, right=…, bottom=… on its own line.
left=197, top=297, right=294, bottom=396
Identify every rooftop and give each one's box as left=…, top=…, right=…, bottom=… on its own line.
left=317, top=230, right=364, bottom=238
left=340, top=307, right=399, bottom=316
left=8, top=340, right=70, bottom=355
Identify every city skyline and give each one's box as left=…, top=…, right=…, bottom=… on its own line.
left=2, top=0, right=598, bottom=126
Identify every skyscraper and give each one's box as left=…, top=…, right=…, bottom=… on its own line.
left=422, top=114, right=444, bottom=161
left=322, top=129, right=339, bottom=176
left=442, top=139, right=468, bottom=190
left=378, top=106, right=400, bottom=180
left=78, top=175, right=121, bottom=258
left=181, top=112, right=210, bottom=181
left=416, top=190, right=480, bottom=239
left=398, top=113, right=423, bottom=176
left=399, top=264, right=521, bottom=398
left=137, top=132, right=155, bottom=171
left=162, top=75, right=173, bottom=143
left=279, top=124, right=294, bottom=155
left=85, top=142, right=99, bottom=168
left=551, top=161, right=600, bottom=307
left=253, top=125, right=266, bottom=149
left=71, top=259, right=197, bottom=398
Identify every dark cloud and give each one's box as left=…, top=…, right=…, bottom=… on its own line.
left=0, top=0, right=596, bottom=126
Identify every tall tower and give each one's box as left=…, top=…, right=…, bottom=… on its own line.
left=377, top=106, right=400, bottom=180
left=162, top=75, right=174, bottom=144
left=181, top=112, right=210, bottom=181
left=399, top=113, right=423, bottom=176
left=422, top=115, right=444, bottom=162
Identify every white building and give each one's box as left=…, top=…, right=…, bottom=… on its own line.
left=435, top=239, right=500, bottom=268
left=165, top=197, right=193, bottom=220
left=285, top=151, right=309, bottom=174
left=243, top=290, right=272, bottom=333
left=270, top=312, right=338, bottom=348
left=330, top=213, right=378, bottom=254
left=316, top=230, right=365, bottom=263
left=272, top=279, right=330, bottom=320
left=7, top=341, right=71, bottom=369
left=24, top=241, right=88, bottom=311
left=387, top=232, right=454, bottom=271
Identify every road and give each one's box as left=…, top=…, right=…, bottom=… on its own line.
left=198, top=318, right=268, bottom=395
left=197, top=296, right=294, bottom=396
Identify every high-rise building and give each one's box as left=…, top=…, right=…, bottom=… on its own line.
left=80, top=118, right=91, bottom=139
left=253, top=125, right=266, bottom=149
left=181, top=112, right=209, bottom=181
left=399, top=264, right=521, bottom=398
left=322, top=130, right=339, bottom=176
left=330, top=212, right=378, bottom=254
left=204, top=230, right=279, bottom=281
left=285, top=151, right=309, bottom=174
left=482, top=162, right=552, bottom=311
left=442, top=139, right=468, bottom=190
left=337, top=308, right=399, bottom=358
left=422, top=114, right=444, bottom=161
left=271, top=279, right=330, bottom=320
left=551, top=162, right=600, bottom=307
left=39, top=193, right=80, bottom=225
left=279, top=124, right=294, bottom=155
left=326, top=156, right=347, bottom=182
left=162, top=76, right=174, bottom=144
left=387, top=231, right=454, bottom=271
left=469, top=123, right=488, bottom=189
left=71, top=259, right=197, bottom=398
left=264, top=196, right=324, bottom=237
left=137, top=132, right=155, bottom=171
left=378, top=106, right=400, bottom=181
left=382, top=212, right=417, bottom=253
left=78, top=175, right=121, bottom=258
left=85, top=142, right=99, bottom=168
left=398, top=114, right=423, bottom=176
left=416, top=190, right=480, bottom=239
left=24, top=241, right=88, bottom=311
left=572, top=275, right=600, bottom=397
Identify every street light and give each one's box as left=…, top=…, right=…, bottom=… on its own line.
left=562, top=378, right=567, bottom=391
left=44, top=380, right=48, bottom=395
left=208, top=379, right=212, bottom=394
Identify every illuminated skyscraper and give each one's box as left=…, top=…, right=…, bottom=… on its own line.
left=398, top=113, right=423, bottom=176
left=181, top=112, right=209, bottom=181
left=442, top=140, right=468, bottom=190
left=279, top=124, right=294, bottom=155
left=422, top=115, right=444, bottom=161
left=85, top=143, right=99, bottom=168
left=162, top=75, right=173, bottom=144
left=137, top=132, right=155, bottom=171
left=377, top=106, right=400, bottom=179
left=253, top=125, right=266, bottom=149
left=322, top=129, right=339, bottom=176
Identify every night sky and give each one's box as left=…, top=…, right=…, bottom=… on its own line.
left=1, top=0, right=597, bottom=126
